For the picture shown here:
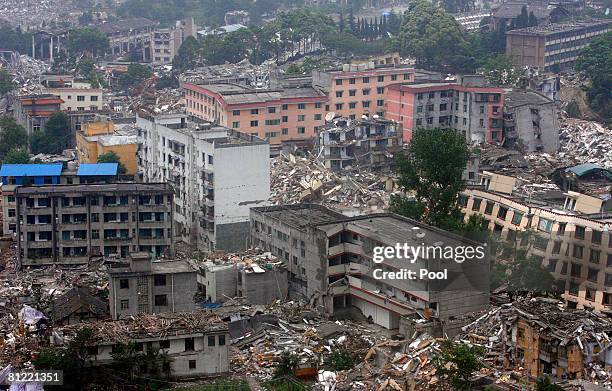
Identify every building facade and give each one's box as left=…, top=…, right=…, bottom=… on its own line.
left=460, top=171, right=612, bottom=312
left=137, top=114, right=270, bottom=252
left=249, top=204, right=489, bottom=333
left=15, top=182, right=174, bottom=267
left=108, top=253, right=197, bottom=320
left=506, top=19, right=611, bottom=71
left=12, top=94, right=63, bottom=136
left=386, top=75, right=505, bottom=143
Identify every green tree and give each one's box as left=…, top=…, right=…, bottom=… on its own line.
left=566, top=100, right=581, bottom=118
left=397, top=0, right=471, bottom=72
left=0, top=69, right=15, bottom=95
left=30, top=112, right=71, bottom=154
left=536, top=377, right=564, bottom=391
left=481, top=54, right=524, bottom=86
left=0, top=117, right=28, bottom=157
left=118, top=63, right=153, bottom=90
left=68, top=27, right=109, bottom=56
left=390, top=127, right=470, bottom=230
left=274, top=351, right=300, bottom=378
left=326, top=348, right=355, bottom=371
left=433, top=340, right=484, bottom=390
left=3, top=148, right=30, bottom=164
left=97, top=151, right=127, bottom=174
left=575, top=32, right=612, bottom=123
left=172, top=36, right=201, bottom=72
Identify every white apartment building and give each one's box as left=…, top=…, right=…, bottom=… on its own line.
left=137, top=113, right=270, bottom=252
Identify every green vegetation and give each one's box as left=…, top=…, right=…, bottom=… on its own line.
left=481, top=54, right=524, bottom=87
left=67, top=27, right=109, bottom=57
left=0, top=117, right=28, bottom=159
left=390, top=127, right=470, bottom=231
left=566, top=100, right=582, bottom=119
left=0, top=69, right=15, bottom=95
left=76, top=58, right=104, bottom=88
left=118, top=63, right=153, bottom=90
left=0, top=25, right=32, bottom=54
left=325, top=348, right=355, bottom=371
left=536, top=377, right=564, bottom=391
left=3, top=148, right=30, bottom=164
left=97, top=151, right=127, bottom=174
left=263, top=377, right=308, bottom=391
left=576, top=32, right=612, bottom=123
left=30, top=112, right=71, bottom=155
left=274, top=351, right=300, bottom=378
left=432, top=340, right=484, bottom=390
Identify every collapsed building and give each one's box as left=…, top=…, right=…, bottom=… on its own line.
left=461, top=170, right=612, bottom=312
left=316, top=116, right=403, bottom=172
left=249, top=204, right=490, bottom=335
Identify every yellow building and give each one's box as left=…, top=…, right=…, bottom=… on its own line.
left=76, top=118, right=140, bottom=175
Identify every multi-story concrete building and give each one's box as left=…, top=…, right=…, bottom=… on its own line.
left=15, top=182, right=174, bottom=267
left=491, top=1, right=570, bottom=30
left=386, top=75, right=505, bottom=143
left=12, top=94, right=63, bottom=136
left=249, top=204, right=489, bottom=334
left=0, top=163, right=63, bottom=236
left=137, top=113, right=270, bottom=252
left=503, top=88, right=559, bottom=153
left=76, top=117, right=140, bottom=175
left=506, top=19, right=612, bottom=71
left=316, top=116, right=403, bottom=171
left=44, top=81, right=105, bottom=112
left=63, top=312, right=230, bottom=378
left=98, top=17, right=157, bottom=59
left=182, top=81, right=328, bottom=148
left=460, top=171, right=612, bottom=312
left=312, top=64, right=441, bottom=121
left=108, top=252, right=197, bottom=320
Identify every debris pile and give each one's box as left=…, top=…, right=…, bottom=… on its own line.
left=559, top=118, right=612, bottom=168
left=270, top=153, right=397, bottom=213
left=9, top=55, right=50, bottom=92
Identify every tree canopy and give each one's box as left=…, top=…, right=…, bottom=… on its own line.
left=0, top=69, right=15, bottom=95
left=3, top=148, right=30, bottom=164
left=97, top=151, right=127, bottom=174
left=30, top=112, right=71, bottom=155
left=433, top=340, right=484, bottom=390
left=390, top=127, right=470, bottom=231
left=68, top=27, right=109, bottom=56
left=118, top=63, right=153, bottom=90
left=481, top=54, right=524, bottom=86
left=576, top=32, right=612, bottom=123
left=0, top=117, right=28, bottom=158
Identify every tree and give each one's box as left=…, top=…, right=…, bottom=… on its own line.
left=67, top=27, right=109, bottom=56
left=576, top=32, right=612, bottom=123
left=390, top=127, right=470, bottom=230
left=274, top=351, right=299, bottom=378
left=97, top=151, right=127, bottom=174
left=433, top=340, right=484, bottom=390
left=397, top=0, right=470, bottom=72
left=118, top=63, right=153, bottom=90
left=0, top=117, right=28, bottom=158
left=536, top=377, right=564, bottom=391
left=30, top=112, right=71, bottom=154
left=172, top=36, right=200, bottom=72
left=528, top=11, right=538, bottom=27
left=0, top=69, right=15, bottom=95
left=481, top=54, right=524, bottom=86
left=3, top=148, right=30, bottom=164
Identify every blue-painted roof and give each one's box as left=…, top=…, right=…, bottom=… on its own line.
left=76, top=163, right=118, bottom=176
left=0, top=164, right=63, bottom=177
left=565, top=163, right=611, bottom=177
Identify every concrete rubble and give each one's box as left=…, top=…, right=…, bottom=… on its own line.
left=558, top=117, right=612, bottom=168
left=270, top=153, right=397, bottom=214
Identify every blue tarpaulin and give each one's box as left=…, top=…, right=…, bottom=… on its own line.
left=76, top=163, right=119, bottom=176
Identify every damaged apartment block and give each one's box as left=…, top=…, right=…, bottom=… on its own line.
left=16, top=183, right=174, bottom=267
left=316, top=115, right=403, bottom=172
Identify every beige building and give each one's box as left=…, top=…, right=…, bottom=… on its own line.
left=45, top=82, right=105, bottom=112
left=460, top=171, right=612, bottom=312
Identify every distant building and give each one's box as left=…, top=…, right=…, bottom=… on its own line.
left=503, top=89, right=559, bottom=153
left=250, top=204, right=489, bottom=334
left=137, top=113, right=269, bottom=252
left=386, top=75, right=505, bottom=143
left=62, top=312, right=230, bottom=378
left=491, top=1, right=570, bottom=30
left=16, top=182, right=174, bottom=267
left=44, top=80, right=105, bottom=112
left=76, top=117, right=140, bottom=175
left=108, top=253, right=197, bottom=320
left=505, top=19, right=612, bottom=71
left=12, top=94, right=63, bottom=137
left=224, top=10, right=249, bottom=26
left=97, top=17, right=157, bottom=58
left=197, top=24, right=247, bottom=38
left=452, top=10, right=491, bottom=31
left=316, top=116, right=403, bottom=171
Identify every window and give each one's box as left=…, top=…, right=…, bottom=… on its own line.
left=265, top=119, right=280, bottom=125
left=154, top=294, right=168, bottom=306
left=511, top=211, right=523, bottom=225
left=314, top=114, right=322, bottom=120
left=119, top=279, right=129, bottom=289
left=547, top=259, right=557, bottom=272
left=377, top=87, right=384, bottom=94
left=560, top=261, right=568, bottom=275
left=377, top=75, right=384, bottom=82
left=282, top=128, right=288, bottom=135
left=557, top=223, right=566, bottom=235
left=606, top=273, right=612, bottom=286
left=159, top=340, right=170, bottom=349
left=268, top=107, right=276, bottom=113
left=569, top=282, right=579, bottom=296
left=219, top=335, right=226, bottom=346
left=120, top=299, right=129, bottom=309
left=592, top=230, right=602, bottom=245
left=575, top=225, right=586, bottom=240
left=250, top=109, right=259, bottom=115
left=250, top=120, right=258, bottom=127
left=91, top=96, right=98, bottom=101
left=391, top=74, right=397, bottom=81
left=232, top=110, right=240, bottom=115
left=189, top=360, right=196, bottom=370
left=362, top=77, right=369, bottom=83
left=426, top=104, right=434, bottom=112
left=588, top=268, right=599, bottom=282
left=77, top=95, right=85, bottom=101
left=349, top=78, right=355, bottom=84
left=297, top=115, right=305, bottom=122
left=479, top=118, right=484, bottom=127
left=571, top=262, right=582, bottom=277
left=184, top=338, right=194, bottom=351
left=552, top=240, right=562, bottom=254
left=335, top=103, right=343, bottom=110
left=282, top=116, right=288, bottom=123
left=298, top=103, right=306, bottom=110
left=417, top=106, right=423, bottom=113
left=362, top=101, right=370, bottom=108
left=416, top=119, right=422, bottom=126
left=208, top=336, right=216, bottom=346
left=315, top=102, right=322, bottom=109
left=497, top=206, right=508, bottom=220
left=471, top=198, right=482, bottom=211
left=439, top=103, right=447, bottom=111
left=232, top=121, right=240, bottom=128
left=533, top=236, right=549, bottom=250
left=297, top=127, right=305, bottom=134
left=573, top=244, right=584, bottom=259
left=590, top=249, right=600, bottom=264
left=608, top=253, right=612, bottom=267
left=335, top=79, right=342, bottom=86
left=362, top=89, right=370, bottom=96
left=335, top=91, right=343, bottom=98
left=154, top=274, right=167, bottom=286
left=538, top=218, right=553, bottom=232
left=484, top=202, right=494, bottom=215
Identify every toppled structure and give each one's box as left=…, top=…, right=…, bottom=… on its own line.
left=316, top=116, right=403, bottom=172
left=460, top=297, right=612, bottom=386
left=559, top=118, right=612, bottom=168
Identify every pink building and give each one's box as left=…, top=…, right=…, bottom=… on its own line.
left=386, top=76, right=505, bottom=143
left=182, top=82, right=328, bottom=147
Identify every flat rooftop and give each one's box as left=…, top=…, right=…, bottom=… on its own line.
left=15, top=182, right=172, bottom=195
left=202, top=84, right=326, bottom=104
left=252, top=204, right=346, bottom=230
left=108, top=260, right=195, bottom=275
left=504, top=89, right=552, bottom=108
left=506, top=18, right=611, bottom=36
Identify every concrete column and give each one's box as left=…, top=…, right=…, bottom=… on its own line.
left=32, top=35, right=35, bottom=59
left=49, top=36, right=53, bottom=62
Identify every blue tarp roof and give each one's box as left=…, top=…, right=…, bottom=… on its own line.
left=76, top=163, right=118, bottom=176
left=565, top=163, right=612, bottom=177
left=0, top=164, right=63, bottom=177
